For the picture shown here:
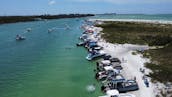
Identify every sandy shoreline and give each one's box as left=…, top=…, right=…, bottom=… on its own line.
left=96, top=27, right=156, bottom=97
left=89, top=19, right=172, bottom=24
left=83, top=25, right=167, bottom=97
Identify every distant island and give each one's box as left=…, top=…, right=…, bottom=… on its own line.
left=0, top=14, right=95, bottom=24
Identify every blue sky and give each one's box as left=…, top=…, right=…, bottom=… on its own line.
left=0, top=0, right=172, bottom=15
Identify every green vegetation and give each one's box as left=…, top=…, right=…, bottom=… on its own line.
left=0, top=14, right=94, bottom=24
left=132, top=51, right=137, bottom=55
left=144, top=44, right=172, bottom=83
left=96, top=21, right=172, bottom=83
left=97, top=21, right=172, bottom=46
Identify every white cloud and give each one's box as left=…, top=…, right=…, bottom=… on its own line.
left=48, top=0, right=56, bottom=5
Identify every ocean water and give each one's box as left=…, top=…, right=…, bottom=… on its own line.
left=92, top=14, right=172, bottom=21
left=0, top=18, right=102, bottom=97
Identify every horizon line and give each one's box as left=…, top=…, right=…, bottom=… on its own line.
left=1, top=13, right=172, bottom=17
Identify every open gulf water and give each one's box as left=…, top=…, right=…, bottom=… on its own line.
left=93, top=14, right=172, bottom=21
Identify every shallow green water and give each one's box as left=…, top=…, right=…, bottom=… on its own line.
left=0, top=18, right=102, bottom=97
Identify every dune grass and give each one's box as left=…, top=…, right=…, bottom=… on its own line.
left=97, top=21, right=172, bottom=46
left=144, top=44, right=172, bottom=83
left=96, top=21, right=172, bottom=83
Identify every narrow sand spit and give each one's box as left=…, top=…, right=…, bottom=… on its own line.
left=89, top=19, right=172, bottom=24
left=90, top=27, right=157, bottom=97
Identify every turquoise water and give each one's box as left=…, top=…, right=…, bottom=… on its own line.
left=92, top=14, right=172, bottom=21
left=0, top=14, right=172, bottom=97
left=0, top=18, right=102, bottom=97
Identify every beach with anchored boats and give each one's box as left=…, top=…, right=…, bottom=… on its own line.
left=77, top=19, right=172, bottom=97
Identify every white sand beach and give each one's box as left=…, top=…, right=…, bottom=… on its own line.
left=89, top=19, right=172, bottom=24
left=98, top=41, right=156, bottom=97
left=85, top=26, right=159, bottom=97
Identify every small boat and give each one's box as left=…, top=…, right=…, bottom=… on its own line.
left=26, top=28, right=32, bottom=32
left=86, top=50, right=106, bottom=61
left=95, top=70, right=109, bottom=80
left=89, top=45, right=103, bottom=51
left=16, top=35, right=25, bottom=41
left=110, top=62, right=123, bottom=70
left=103, top=55, right=112, bottom=60
left=110, top=58, right=121, bottom=63
left=92, top=46, right=103, bottom=50
left=96, top=69, right=122, bottom=81
left=79, top=34, right=87, bottom=40
left=48, top=29, right=53, bottom=33
left=86, top=41, right=98, bottom=49
left=65, top=24, right=70, bottom=30
left=101, top=80, right=139, bottom=93
left=99, top=89, right=136, bottom=97
left=116, top=80, right=139, bottom=93
left=76, top=42, right=86, bottom=46
left=96, top=60, right=111, bottom=70
left=96, top=60, right=122, bottom=71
